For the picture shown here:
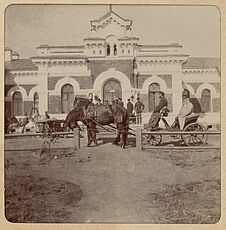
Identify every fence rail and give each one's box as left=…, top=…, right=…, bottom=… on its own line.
left=4, top=131, right=74, bottom=138
left=4, top=128, right=220, bottom=151
left=136, top=128, right=220, bottom=150
left=4, top=128, right=80, bottom=151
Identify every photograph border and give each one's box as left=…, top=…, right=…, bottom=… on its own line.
left=0, top=0, right=225, bottom=229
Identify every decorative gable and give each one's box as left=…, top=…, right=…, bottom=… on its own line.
left=90, top=9, right=132, bottom=38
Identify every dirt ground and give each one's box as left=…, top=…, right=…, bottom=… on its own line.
left=4, top=134, right=221, bottom=223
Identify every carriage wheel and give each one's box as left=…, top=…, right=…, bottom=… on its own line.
left=181, top=122, right=208, bottom=146
left=142, top=134, right=162, bottom=146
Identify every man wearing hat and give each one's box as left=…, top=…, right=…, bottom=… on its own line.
left=96, top=98, right=102, bottom=106
left=127, top=98, right=134, bottom=117
left=135, top=97, right=144, bottom=124
left=118, top=97, right=124, bottom=107
left=86, top=93, right=98, bottom=146
left=172, top=89, right=194, bottom=130
left=147, top=91, right=168, bottom=129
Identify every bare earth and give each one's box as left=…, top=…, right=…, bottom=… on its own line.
left=4, top=134, right=220, bottom=223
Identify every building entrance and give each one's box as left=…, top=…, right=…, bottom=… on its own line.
left=103, top=78, right=122, bottom=104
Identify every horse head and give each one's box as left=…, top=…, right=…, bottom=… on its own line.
left=66, top=98, right=90, bottom=130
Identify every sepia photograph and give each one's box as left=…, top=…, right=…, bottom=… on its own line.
left=3, top=4, right=221, bottom=224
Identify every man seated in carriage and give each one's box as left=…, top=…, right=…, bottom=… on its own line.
left=146, top=91, right=168, bottom=130
left=171, top=90, right=194, bottom=130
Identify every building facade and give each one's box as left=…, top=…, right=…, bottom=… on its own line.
left=4, top=9, right=220, bottom=125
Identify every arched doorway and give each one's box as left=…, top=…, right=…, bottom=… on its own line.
left=13, top=92, right=23, bottom=116
left=33, top=92, right=39, bottom=110
left=61, top=84, right=74, bottom=113
left=201, top=89, right=211, bottom=113
left=103, top=78, right=122, bottom=104
left=149, top=83, right=160, bottom=112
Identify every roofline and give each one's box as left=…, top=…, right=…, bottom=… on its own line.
left=36, top=45, right=85, bottom=49
left=31, top=55, right=87, bottom=60
left=91, top=10, right=132, bottom=27
left=118, top=37, right=139, bottom=41
left=6, top=69, right=38, bottom=72
left=136, top=54, right=189, bottom=58
left=84, top=37, right=105, bottom=41
left=138, top=44, right=183, bottom=48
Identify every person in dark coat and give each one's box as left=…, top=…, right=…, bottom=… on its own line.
left=86, top=95, right=98, bottom=146
left=127, top=99, right=133, bottom=115
left=135, top=97, right=144, bottom=124
left=147, top=91, right=168, bottom=129
left=118, top=98, right=124, bottom=107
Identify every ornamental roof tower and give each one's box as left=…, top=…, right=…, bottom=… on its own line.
left=90, top=5, right=133, bottom=38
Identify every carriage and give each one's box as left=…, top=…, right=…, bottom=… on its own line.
left=142, top=108, right=209, bottom=147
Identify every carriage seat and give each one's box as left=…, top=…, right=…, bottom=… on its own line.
left=184, top=114, right=200, bottom=127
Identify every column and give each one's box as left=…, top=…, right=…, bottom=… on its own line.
left=172, top=69, right=183, bottom=115
left=38, top=62, right=48, bottom=115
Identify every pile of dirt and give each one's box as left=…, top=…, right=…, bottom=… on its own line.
left=145, top=179, right=220, bottom=224
left=5, top=175, right=83, bottom=223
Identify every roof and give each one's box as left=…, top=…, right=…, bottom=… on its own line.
left=84, top=37, right=105, bottom=41
left=136, top=54, right=189, bottom=58
left=5, top=47, right=12, bottom=51
left=118, top=37, right=139, bottom=41
left=31, top=55, right=86, bottom=60
left=91, top=10, right=131, bottom=23
left=5, top=59, right=38, bottom=71
left=91, top=10, right=132, bottom=27
left=12, top=51, right=19, bottom=56
left=36, top=45, right=85, bottom=49
left=139, top=43, right=182, bottom=49
left=182, top=57, right=220, bottom=70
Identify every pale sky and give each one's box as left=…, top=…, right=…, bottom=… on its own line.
left=5, top=4, right=220, bottom=59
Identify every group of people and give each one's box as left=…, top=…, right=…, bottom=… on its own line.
left=82, top=90, right=195, bottom=147
left=83, top=94, right=127, bottom=147
left=126, top=97, right=144, bottom=124
left=82, top=92, right=194, bottom=129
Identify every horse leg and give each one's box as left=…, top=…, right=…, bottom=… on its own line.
left=122, top=124, right=128, bottom=149
left=91, top=123, right=98, bottom=146
left=113, top=123, right=122, bottom=146
left=87, top=125, right=92, bottom=146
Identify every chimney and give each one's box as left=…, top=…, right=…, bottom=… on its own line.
left=12, top=51, right=20, bottom=60
left=4, top=47, right=12, bottom=62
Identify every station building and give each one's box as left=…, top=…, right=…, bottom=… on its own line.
left=4, top=8, right=220, bottom=126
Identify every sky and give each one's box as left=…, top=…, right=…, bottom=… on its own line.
left=4, top=4, right=220, bottom=59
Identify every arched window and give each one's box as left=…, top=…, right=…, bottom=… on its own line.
left=106, top=44, right=110, bottom=56
left=34, top=92, right=39, bottom=110
left=114, top=44, right=117, bottom=56
left=201, top=89, right=211, bottom=113
left=149, top=83, right=160, bottom=112
left=13, top=92, right=23, bottom=116
left=61, top=84, right=74, bottom=113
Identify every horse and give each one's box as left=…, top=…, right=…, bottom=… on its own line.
left=66, top=98, right=129, bottom=148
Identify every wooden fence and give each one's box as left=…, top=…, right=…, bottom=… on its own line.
left=136, top=128, right=221, bottom=150
left=4, top=128, right=80, bottom=151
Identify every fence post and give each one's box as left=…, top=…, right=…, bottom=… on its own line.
left=136, top=127, right=142, bottom=151
left=74, top=127, right=80, bottom=150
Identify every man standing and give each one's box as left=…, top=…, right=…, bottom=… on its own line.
left=104, top=100, right=109, bottom=106
left=127, top=98, right=134, bottom=117
left=118, top=97, right=124, bottom=107
left=135, top=97, right=144, bottom=124
left=86, top=94, right=98, bottom=146
left=96, top=98, right=102, bottom=105
left=147, top=91, right=168, bottom=129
